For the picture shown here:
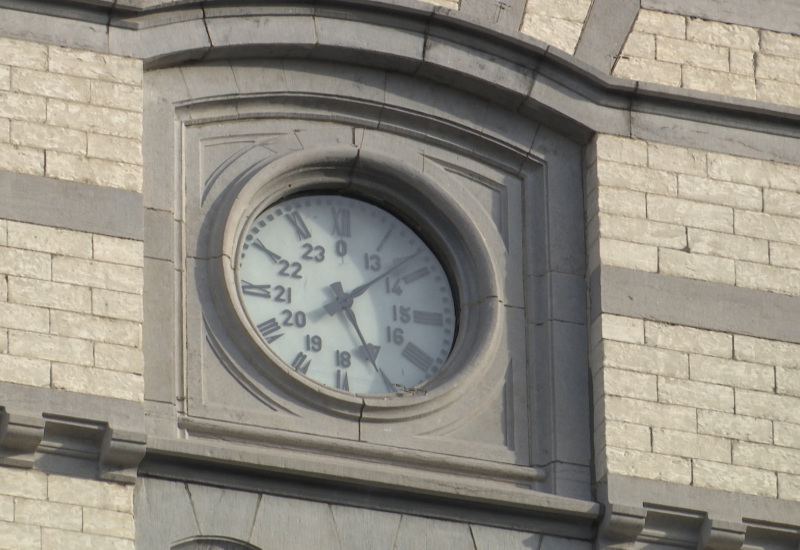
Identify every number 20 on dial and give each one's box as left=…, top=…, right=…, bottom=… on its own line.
left=236, top=194, right=457, bottom=395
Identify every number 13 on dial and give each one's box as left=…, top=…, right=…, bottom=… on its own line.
left=236, top=194, right=458, bottom=396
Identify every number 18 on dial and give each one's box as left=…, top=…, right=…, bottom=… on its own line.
left=236, top=194, right=457, bottom=395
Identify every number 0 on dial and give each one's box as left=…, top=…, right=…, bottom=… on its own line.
left=237, top=195, right=457, bottom=395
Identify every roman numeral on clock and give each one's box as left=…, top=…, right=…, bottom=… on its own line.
left=332, top=208, right=351, bottom=237
left=413, top=310, right=443, bottom=326
left=291, top=352, right=311, bottom=374
left=286, top=211, right=311, bottom=240
left=257, top=318, right=284, bottom=344
left=402, top=267, right=430, bottom=284
left=402, top=342, right=434, bottom=372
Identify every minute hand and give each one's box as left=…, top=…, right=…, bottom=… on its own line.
left=324, top=250, right=421, bottom=316
left=350, top=249, right=421, bottom=300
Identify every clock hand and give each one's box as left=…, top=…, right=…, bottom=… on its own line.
left=324, top=249, right=422, bottom=316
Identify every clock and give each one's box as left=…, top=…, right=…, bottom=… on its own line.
left=235, top=194, right=458, bottom=396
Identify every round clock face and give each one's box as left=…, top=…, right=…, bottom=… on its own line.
left=236, top=194, right=457, bottom=395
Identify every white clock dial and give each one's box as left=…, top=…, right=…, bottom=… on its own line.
left=236, top=194, right=457, bottom=395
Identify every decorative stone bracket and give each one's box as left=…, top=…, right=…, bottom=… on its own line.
left=598, top=503, right=800, bottom=550
left=0, top=407, right=146, bottom=484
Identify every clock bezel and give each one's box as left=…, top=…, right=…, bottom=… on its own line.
left=211, top=146, right=506, bottom=418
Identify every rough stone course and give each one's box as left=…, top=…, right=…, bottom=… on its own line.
left=614, top=9, right=800, bottom=108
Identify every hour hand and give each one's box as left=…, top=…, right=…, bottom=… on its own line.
left=324, top=282, right=353, bottom=316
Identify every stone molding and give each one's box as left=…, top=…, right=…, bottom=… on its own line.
left=0, top=383, right=146, bottom=483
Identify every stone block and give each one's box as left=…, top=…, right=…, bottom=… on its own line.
left=90, top=81, right=142, bottom=112
left=658, top=376, right=734, bottom=412
left=87, top=133, right=142, bottom=166
left=771, top=242, right=800, bottom=269
left=593, top=186, right=647, bottom=220
left=613, top=56, right=682, bottom=87
left=686, top=19, right=759, bottom=51
left=634, top=10, right=686, bottom=39
left=14, top=498, right=82, bottom=531
left=693, top=459, right=777, bottom=498
left=0, top=520, right=40, bottom=550
left=0, top=495, right=11, bottom=521
left=691, top=354, right=775, bottom=392
left=0, top=91, right=47, bottom=122
left=9, top=330, right=93, bottom=366
left=777, top=366, right=800, bottom=401
left=0, top=301, right=48, bottom=332
left=683, top=66, right=756, bottom=100
left=656, top=36, right=730, bottom=71
left=46, top=151, right=143, bottom=192
left=774, top=422, right=800, bottom=448
left=0, top=246, right=50, bottom=280
left=648, top=195, right=733, bottom=233
left=758, top=78, right=800, bottom=109
left=603, top=420, right=652, bottom=452
left=525, top=0, right=593, bottom=21
left=620, top=31, right=656, bottom=59
left=659, top=248, right=736, bottom=285
left=736, top=261, right=800, bottom=296
left=50, top=310, right=140, bottom=347
left=10, top=120, right=87, bottom=155
left=0, top=467, right=47, bottom=499
left=47, top=100, right=142, bottom=140
left=697, top=410, right=773, bottom=444
left=8, top=277, right=91, bottom=313
left=757, top=53, right=800, bottom=85
left=735, top=335, right=800, bottom=369
left=594, top=134, right=648, bottom=166
left=734, top=441, right=800, bottom=475
left=593, top=238, right=658, bottom=273
left=52, top=256, right=143, bottom=294
left=597, top=160, right=678, bottom=195
left=0, top=141, right=44, bottom=176
left=48, top=46, right=141, bottom=86
left=599, top=214, right=686, bottom=249
left=94, top=342, right=143, bottom=375
left=12, top=67, right=90, bottom=102
left=709, top=153, right=800, bottom=191
left=520, top=13, right=582, bottom=54
left=92, top=288, right=143, bottom=322
left=604, top=395, right=696, bottom=431
left=679, top=174, right=762, bottom=211
left=40, top=528, right=135, bottom=550
left=778, top=473, right=800, bottom=502
left=736, top=210, right=800, bottom=246
left=601, top=340, right=689, bottom=378
left=0, top=37, right=47, bottom=69
left=764, top=188, right=800, bottom=217
left=736, top=389, right=800, bottom=424
left=0, top=353, right=50, bottom=387
left=7, top=221, right=92, bottom=258
left=688, top=228, right=769, bottom=264
left=645, top=321, right=732, bottom=358
left=648, top=142, right=707, bottom=176
left=52, top=362, right=143, bottom=401
left=604, top=446, right=692, bottom=484
left=82, top=508, right=135, bottom=539
left=48, top=474, right=133, bottom=512
left=760, top=30, right=800, bottom=57
left=597, top=368, right=657, bottom=401
left=729, top=49, right=755, bottom=77
left=652, top=428, right=731, bottom=462
left=92, top=235, right=143, bottom=267
left=594, top=314, right=644, bottom=346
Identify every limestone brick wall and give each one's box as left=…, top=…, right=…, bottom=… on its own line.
left=0, top=468, right=134, bottom=550
left=587, top=135, right=800, bottom=297
left=588, top=133, right=800, bottom=501
left=613, top=9, right=800, bottom=109
left=520, top=0, right=592, bottom=54
left=0, top=37, right=144, bottom=401
left=0, top=36, right=143, bottom=190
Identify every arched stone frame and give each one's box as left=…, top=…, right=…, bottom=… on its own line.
left=135, top=0, right=595, bottom=530
left=173, top=537, right=262, bottom=550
